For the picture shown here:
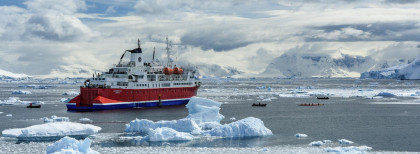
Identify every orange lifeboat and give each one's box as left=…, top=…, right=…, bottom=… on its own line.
left=163, top=67, right=173, bottom=75
left=173, top=67, right=184, bottom=74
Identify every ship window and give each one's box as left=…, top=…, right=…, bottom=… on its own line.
left=139, top=75, right=144, bottom=79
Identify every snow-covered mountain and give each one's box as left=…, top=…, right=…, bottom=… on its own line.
left=360, top=54, right=420, bottom=79
left=196, top=64, right=243, bottom=78
left=261, top=53, right=376, bottom=78
left=0, top=69, right=31, bottom=80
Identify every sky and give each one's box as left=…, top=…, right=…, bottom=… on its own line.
left=1, top=0, right=420, bottom=78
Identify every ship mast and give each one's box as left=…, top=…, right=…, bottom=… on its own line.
left=166, top=36, right=172, bottom=67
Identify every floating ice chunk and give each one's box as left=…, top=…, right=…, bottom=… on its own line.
left=0, top=97, right=30, bottom=105
left=325, top=146, right=372, bottom=153
left=230, top=117, right=236, bottom=120
left=6, top=114, right=12, bottom=117
left=338, top=139, right=354, bottom=144
left=209, top=117, right=273, bottom=138
left=46, top=136, right=99, bottom=154
left=63, top=91, right=79, bottom=95
left=262, top=98, right=271, bottom=102
left=60, top=98, right=71, bottom=103
left=323, top=140, right=332, bottom=143
left=42, top=115, right=69, bottom=123
left=186, top=97, right=224, bottom=127
left=12, top=90, right=31, bottom=94
left=0, top=112, right=3, bottom=114
left=376, top=92, right=396, bottom=97
left=309, top=141, right=323, bottom=146
left=148, top=127, right=194, bottom=142
left=125, top=118, right=200, bottom=133
left=295, top=133, right=308, bottom=138
left=2, top=122, right=101, bottom=140
left=79, top=118, right=92, bottom=123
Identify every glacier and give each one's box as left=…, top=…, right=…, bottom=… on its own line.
left=2, top=122, right=101, bottom=141
left=46, top=136, right=99, bottom=154
left=361, top=54, right=420, bottom=79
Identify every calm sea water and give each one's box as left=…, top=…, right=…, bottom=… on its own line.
left=0, top=78, right=420, bottom=152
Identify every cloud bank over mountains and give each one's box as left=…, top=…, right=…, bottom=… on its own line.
left=1, top=0, right=420, bottom=78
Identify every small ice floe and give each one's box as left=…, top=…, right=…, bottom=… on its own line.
left=63, top=91, right=79, bottom=95
left=6, top=114, right=12, bottom=117
left=325, top=146, right=372, bottom=153
left=262, top=98, right=271, bottom=102
left=79, top=118, right=92, bottom=123
left=209, top=117, right=273, bottom=138
left=2, top=122, right=101, bottom=141
left=339, top=139, right=354, bottom=144
left=230, top=117, right=236, bottom=120
left=295, top=133, right=308, bottom=138
left=19, top=85, right=49, bottom=89
left=60, top=98, right=71, bottom=103
left=376, top=92, right=396, bottom=97
left=11, top=90, right=31, bottom=94
left=148, top=127, right=194, bottom=142
left=309, top=141, right=323, bottom=146
left=46, top=136, right=99, bottom=154
left=323, top=140, right=332, bottom=143
left=0, top=112, right=3, bottom=114
left=0, top=97, right=29, bottom=105
left=42, top=115, right=70, bottom=123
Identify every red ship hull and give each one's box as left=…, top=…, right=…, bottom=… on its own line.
left=67, top=86, right=199, bottom=110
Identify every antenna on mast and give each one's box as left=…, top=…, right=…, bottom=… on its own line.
left=153, top=47, right=155, bottom=62
left=138, top=39, right=140, bottom=49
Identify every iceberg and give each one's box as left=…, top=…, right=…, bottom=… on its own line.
left=375, top=92, right=396, bottom=97
left=186, top=97, right=224, bottom=127
left=309, top=141, right=323, bottom=146
left=60, top=98, right=71, bottom=103
left=12, top=90, right=31, bottom=95
left=148, top=127, right=194, bottom=142
left=46, top=136, right=99, bottom=154
left=338, top=139, right=354, bottom=144
left=2, top=122, right=101, bottom=141
left=209, top=117, right=273, bottom=138
left=42, top=115, right=70, bottom=123
left=295, top=133, right=308, bottom=138
left=63, top=91, right=79, bottom=95
left=80, top=118, right=92, bottom=123
left=125, top=118, right=200, bottom=133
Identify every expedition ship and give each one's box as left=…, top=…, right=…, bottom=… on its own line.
left=67, top=37, right=200, bottom=110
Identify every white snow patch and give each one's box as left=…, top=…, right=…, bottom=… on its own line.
left=12, top=90, right=31, bottom=95
left=2, top=122, right=101, bottom=139
left=46, top=136, right=99, bottom=154
left=338, top=139, right=354, bottom=144
left=209, top=117, right=273, bottom=138
left=148, top=127, right=194, bottom=142
left=295, top=133, right=308, bottom=138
